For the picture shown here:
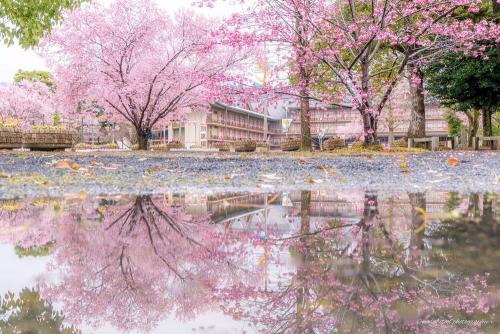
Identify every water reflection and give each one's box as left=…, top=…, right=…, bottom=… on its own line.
left=0, top=288, right=81, bottom=334
left=0, top=191, right=498, bottom=333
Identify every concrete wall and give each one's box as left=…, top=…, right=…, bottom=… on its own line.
left=182, top=111, right=207, bottom=148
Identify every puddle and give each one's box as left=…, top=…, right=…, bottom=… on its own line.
left=0, top=191, right=498, bottom=333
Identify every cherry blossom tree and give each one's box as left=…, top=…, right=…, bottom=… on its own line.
left=309, top=0, right=499, bottom=144
left=201, top=0, right=335, bottom=151
left=201, top=0, right=499, bottom=145
left=0, top=80, right=56, bottom=126
left=42, top=0, right=251, bottom=149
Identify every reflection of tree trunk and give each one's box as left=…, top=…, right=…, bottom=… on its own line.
left=407, top=63, right=426, bottom=139
left=408, top=193, right=426, bottom=265
left=467, top=193, right=481, bottom=220
left=359, top=192, right=393, bottom=332
left=360, top=192, right=378, bottom=274
left=106, top=196, right=197, bottom=282
left=300, top=191, right=311, bottom=237
left=295, top=191, right=312, bottom=333
left=482, top=194, right=494, bottom=226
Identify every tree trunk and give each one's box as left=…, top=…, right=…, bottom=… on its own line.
left=137, top=128, right=149, bottom=150
left=465, top=110, right=480, bottom=147
left=388, top=126, right=395, bottom=145
left=360, top=54, right=378, bottom=145
left=295, top=12, right=312, bottom=152
left=300, top=93, right=312, bottom=151
left=483, top=108, right=492, bottom=137
left=407, top=63, right=426, bottom=138
left=362, top=111, right=378, bottom=145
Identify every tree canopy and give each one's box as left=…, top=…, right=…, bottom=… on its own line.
left=425, top=47, right=500, bottom=114
left=0, top=0, right=87, bottom=48
left=200, top=0, right=499, bottom=144
left=14, top=70, right=54, bottom=90
left=42, top=0, right=252, bottom=150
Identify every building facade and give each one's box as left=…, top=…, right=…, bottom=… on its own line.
left=287, top=102, right=448, bottom=143
left=286, top=82, right=449, bottom=143
left=153, top=103, right=283, bottom=149
left=154, top=81, right=450, bottom=149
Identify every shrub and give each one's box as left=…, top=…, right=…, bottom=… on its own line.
left=324, top=137, right=345, bottom=150
left=234, top=139, right=256, bottom=152
left=281, top=138, right=300, bottom=151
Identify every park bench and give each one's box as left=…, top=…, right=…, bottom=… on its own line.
left=407, top=137, right=440, bottom=151
left=472, top=136, right=500, bottom=150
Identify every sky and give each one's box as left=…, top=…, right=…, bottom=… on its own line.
left=0, top=0, right=238, bottom=83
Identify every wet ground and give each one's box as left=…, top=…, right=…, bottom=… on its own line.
left=0, top=190, right=499, bottom=333
left=0, top=151, right=498, bottom=199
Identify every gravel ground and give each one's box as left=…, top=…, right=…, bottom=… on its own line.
left=0, top=151, right=498, bottom=199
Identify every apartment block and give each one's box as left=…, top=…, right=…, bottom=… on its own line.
left=286, top=82, right=449, bottom=142
left=153, top=103, right=283, bottom=149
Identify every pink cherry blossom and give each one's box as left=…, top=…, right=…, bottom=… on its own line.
left=41, top=0, right=254, bottom=149
left=0, top=80, right=56, bottom=126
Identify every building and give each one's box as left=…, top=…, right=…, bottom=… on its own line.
left=153, top=103, right=283, bottom=149
left=286, top=104, right=362, bottom=143
left=286, top=104, right=449, bottom=144
left=154, top=80, right=450, bottom=149
left=286, top=81, right=449, bottom=144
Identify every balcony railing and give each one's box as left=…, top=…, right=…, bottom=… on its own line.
left=207, top=119, right=266, bottom=131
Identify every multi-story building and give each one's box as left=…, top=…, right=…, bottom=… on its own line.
left=153, top=102, right=283, bottom=149
left=286, top=82, right=449, bottom=143
left=286, top=104, right=362, bottom=142
left=154, top=80, right=450, bottom=149
left=286, top=104, right=449, bottom=144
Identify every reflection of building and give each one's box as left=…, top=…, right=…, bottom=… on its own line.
left=289, top=191, right=449, bottom=213
left=153, top=103, right=282, bottom=149
left=163, top=191, right=459, bottom=239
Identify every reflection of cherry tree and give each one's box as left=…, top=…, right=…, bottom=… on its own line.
left=39, top=196, right=261, bottom=332
left=0, top=200, right=63, bottom=252
left=221, top=191, right=499, bottom=333
left=1, top=192, right=498, bottom=333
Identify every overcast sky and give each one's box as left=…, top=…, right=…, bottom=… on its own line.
left=0, top=0, right=238, bottom=83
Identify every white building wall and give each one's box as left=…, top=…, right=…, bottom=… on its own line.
left=182, top=111, right=207, bottom=148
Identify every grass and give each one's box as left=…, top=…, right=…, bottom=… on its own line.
left=8, top=173, right=52, bottom=186
left=0, top=146, right=430, bottom=161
